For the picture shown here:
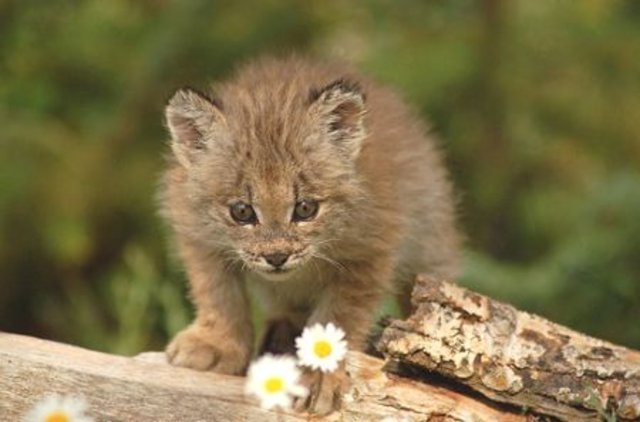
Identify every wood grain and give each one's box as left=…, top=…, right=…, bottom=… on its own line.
left=0, top=332, right=525, bottom=421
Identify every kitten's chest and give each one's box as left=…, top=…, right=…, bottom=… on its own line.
left=244, top=266, right=327, bottom=314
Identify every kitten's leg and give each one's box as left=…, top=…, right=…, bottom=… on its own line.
left=166, top=240, right=253, bottom=375
left=296, top=259, right=393, bottom=415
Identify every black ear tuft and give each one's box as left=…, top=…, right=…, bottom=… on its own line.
left=170, top=86, right=224, bottom=111
left=309, top=78, right=364, bottom=104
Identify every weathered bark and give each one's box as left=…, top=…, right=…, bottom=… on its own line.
left=379, top=275, right=640, bottom=421
left=0, top=332, right=524, bottom=421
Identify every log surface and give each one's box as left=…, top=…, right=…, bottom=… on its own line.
left=0, top=332, right=525, bottom=421
left=379, top=275, right=640, bottom=421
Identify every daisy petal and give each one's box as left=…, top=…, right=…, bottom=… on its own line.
left=244, top=354, right=307, bottom=410
left=295, top=322, right=349, bottom=373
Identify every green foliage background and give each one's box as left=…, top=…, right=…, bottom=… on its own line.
left=1, top=0, right=639, bottom=354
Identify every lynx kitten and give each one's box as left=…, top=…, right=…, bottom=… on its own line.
left=160, top=56, right=460, bottom=414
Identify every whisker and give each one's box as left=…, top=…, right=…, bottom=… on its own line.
left=310, top=251, right=349, bottom=276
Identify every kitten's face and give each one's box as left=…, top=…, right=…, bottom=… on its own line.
left=165, top=79, right=366, bottom=280
left=205, top=161, right=336, bottom=280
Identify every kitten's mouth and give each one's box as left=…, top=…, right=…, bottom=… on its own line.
left=269, top=267, right=290, bottom=274
left=241, top=250, right=311, bottom=281
left=257, top=266, right=297, bottom=281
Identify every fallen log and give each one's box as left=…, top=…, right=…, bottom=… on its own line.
left=379, top=275, right=640, bottom=421
left=0, top=331, right=525, bottom=421
left=3, top=275, right=639, bottom=421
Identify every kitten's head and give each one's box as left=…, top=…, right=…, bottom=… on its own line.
left=164, top=76, right=367, bottom=280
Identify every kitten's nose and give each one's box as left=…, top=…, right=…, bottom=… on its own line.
left=264, top=252, right=289, bottom=268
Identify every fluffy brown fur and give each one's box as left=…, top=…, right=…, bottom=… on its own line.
left=159, top=56, right=461, bottom=414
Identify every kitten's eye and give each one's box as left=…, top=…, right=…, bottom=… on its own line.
left=230, top=202, right=258, bottom=224
left=292, top=199, right=319, bottom=222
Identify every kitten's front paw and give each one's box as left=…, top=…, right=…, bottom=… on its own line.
left=167, top=323, right=249, bottom=375
left=294, top=367, right=346, bottom=415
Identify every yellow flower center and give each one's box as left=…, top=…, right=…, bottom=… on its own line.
left=314, top=340, right=333, bottom=358
left=45, top=411, right=70, bottom=422
left=264, top=377, right=284, bottom=393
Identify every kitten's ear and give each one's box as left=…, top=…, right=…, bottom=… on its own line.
left=164, top=87, right=225, bottom=167
left=309, top=78, right=367, bottom=159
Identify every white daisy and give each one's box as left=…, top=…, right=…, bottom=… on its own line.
left=245, top=354, right=308, bottom=410
left=24, top=394, right=93, bottom=422
left=295, top=322, right=348, bottom=373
